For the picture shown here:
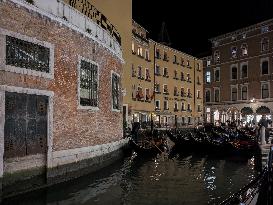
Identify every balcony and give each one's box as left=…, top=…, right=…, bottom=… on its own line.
left=155, top=90, right=161, bottom=94
left=181, top=93, right=186, bottom=97
left=163, top=92, right=169, bottom=95
left=187, top=109, right=192, bottom=112
left=163, top=73, right=169, bottom=78
left=164, top=108, right=169, bottom=111
left=187, top=94, right=192, bottom=98
left=174, top=108, right=179, bottom=112
left=173, top=76, right=179, bottom=80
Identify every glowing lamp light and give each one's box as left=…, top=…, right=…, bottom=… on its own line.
left=250, top=98, right=256, bottom=103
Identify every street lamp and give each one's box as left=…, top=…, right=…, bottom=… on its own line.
left=250, top=97, right=256, bottom=103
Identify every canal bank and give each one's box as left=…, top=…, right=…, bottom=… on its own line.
left=1, top=139, right=130, bottom=199
left=1, top=148, right=259, bottom=205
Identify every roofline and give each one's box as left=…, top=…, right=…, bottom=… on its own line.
left=150, top=39, right=201, bottom=61
left=209, top=18, right=273, bottom=42
left=132, top=19, right=149, bottom=34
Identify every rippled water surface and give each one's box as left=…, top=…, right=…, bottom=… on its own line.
left=3, top=150, right=259, bottom=205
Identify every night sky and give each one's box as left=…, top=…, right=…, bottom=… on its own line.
left=133, top=0, right=273, bottom=57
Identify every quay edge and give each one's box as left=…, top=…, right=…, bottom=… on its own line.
left=2, top=138, right=130, bottom=199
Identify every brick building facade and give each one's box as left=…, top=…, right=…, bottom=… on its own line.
left=203, top=18, right=273, bottom=126
left=0, top=0, right=127, bottom=197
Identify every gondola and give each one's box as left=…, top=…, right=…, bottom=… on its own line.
left=167, top=125, right=259, bottom=155
left=129, top=139, right=164, bottom=156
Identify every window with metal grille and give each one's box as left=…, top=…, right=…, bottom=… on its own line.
left=112, top=72, right=120, bottom=110
left=80, top=60, right=98, bottom=107
left=6, top=35, right=50, bottom=72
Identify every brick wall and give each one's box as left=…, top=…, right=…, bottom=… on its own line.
left=0, top=1, right=123, bottom=152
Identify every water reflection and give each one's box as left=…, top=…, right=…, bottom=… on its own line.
left=3, top=148, right=259, bottom=205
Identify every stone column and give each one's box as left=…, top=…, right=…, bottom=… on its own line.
left=261, top=126, right=266, bottom=145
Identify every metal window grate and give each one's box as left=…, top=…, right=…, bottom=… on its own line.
left=6, top=36, right=50, bottom=73
left=80, top=60, right=98, bottom=107
left=112, top=73, right=120, bottom=110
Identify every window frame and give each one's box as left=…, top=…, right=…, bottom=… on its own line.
left=261, top=82, right=270, bottom=99
left=205, top=70, right=211, bottom=84
left=240, top=62, right=248, bottom=79
left=214, top=87, right=220, bottom=102
left=111, top=70, right=121, bottom=112
left=261, top=57, right=270, bottom=75
left=230, top=85, right=238, bottom=101
left=1, top=28, right=55, bottom=79
left=155, top=100, right=160, bottom=110
left=230, top=64, right=238, bottom=80
left=241, top=85, right=248, bottom=100
left=77, top=56, right=100, bottom=111
left=205, top=89, right=211, bottom=102
left=214, top=67, right=220, bottom=82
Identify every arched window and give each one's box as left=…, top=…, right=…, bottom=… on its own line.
left=231, top=66, right=237, bottom=80
left=231, top=87, right=237, bottom=101
left=241, top=44, right=248, bottom=56
left=205, top=90, right=211, bottom=102
left=261, top=83, right=269, bottom=99
left=261, top=38, right=269, bottom=52
left=261, top=60, right=269, bottom=75
left=242, top=86, right=248, bottom=100
left=241, top=64, right=248, bottom=78
left=214, top=88, right=220, bottom=102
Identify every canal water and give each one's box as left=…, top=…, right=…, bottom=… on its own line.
left=2, top=149, right=259, bottom=205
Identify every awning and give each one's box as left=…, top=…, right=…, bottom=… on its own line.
left=241, top=107, right=253, bottom=115
left=256, top=106, right=271, bottom=114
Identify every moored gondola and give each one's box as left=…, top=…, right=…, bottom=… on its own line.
left=167, top=125, right=259, bottom=156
